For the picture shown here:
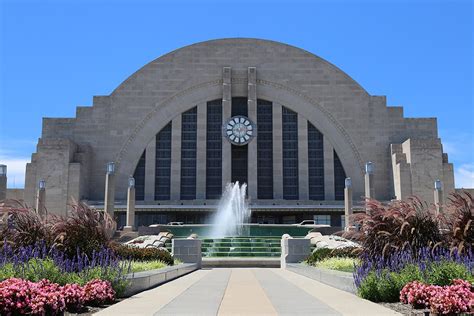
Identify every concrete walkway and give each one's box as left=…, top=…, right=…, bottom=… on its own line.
left=96, top=268, right=400, bottom=316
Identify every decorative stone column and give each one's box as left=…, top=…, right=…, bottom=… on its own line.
left=222, top=67, right=232, bottom=189
left=36, top=180, right=46, bottom=217
left=0, top=165, right=6, bottom=201
left=104, top=162, right=115, bottom=218
left=124, top=177, right=136, bottom=231
left=434, top=179, right=443, bottom=217
left=247, top=67, right=258, bottom=201
left=344, top=177, right=353, bottom=231
left=364, top=161, right=375, bottom=200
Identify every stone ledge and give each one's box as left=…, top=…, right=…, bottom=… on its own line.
left=122, top=263, right=199, bottom=297
left=286, top=263, right=356, bottom=294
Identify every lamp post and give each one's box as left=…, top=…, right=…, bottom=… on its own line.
left=344, top=177, right=353, bottom=231
left=0, top=165, right=6, bottom=201
left=36, top=180, right=46, bottom=217
left=124, top=176, right=136, bottom=231
left=104, top=162, right=115, bottom=217
left=434, top=179, right=443, bottom=217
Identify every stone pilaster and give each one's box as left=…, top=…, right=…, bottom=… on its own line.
left=434, top=180, right=443, bottom=217
left=125, top=185, right=136, bottom=230
left=247, top=67, right=257, bottom=200
left=104, top=172, right=115, bottom=217
left=36, top=184, right=46, bottom=217
left=364, top=162, right=375, bottom=199
left=222, top=67, right=232, bottom=189
left=344, top=178, right=353, bottom=230
left=144, top=140, right=156, bottom=201
left=323, top=136, right=335, bottom=200
left=298, top=116, right=309, bottom=200
left=170, top=116, right=182, bottom=200
left=196, top=103, right=207, bottom=200
left=272, top=103, right=283, bottom=199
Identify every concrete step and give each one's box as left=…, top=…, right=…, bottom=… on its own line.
left=202, top=257, right=280, bottom=268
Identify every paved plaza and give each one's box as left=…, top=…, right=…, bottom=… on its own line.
left=97, top=268, right=400, bottom=315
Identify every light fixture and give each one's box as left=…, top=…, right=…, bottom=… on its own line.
left=434, top=179, right=442, bottom=190
left=0, top=165, right=6, bottom=177
left=365, top=162, right=374, bottom=175
left=106, top=162, right=115, bottom=175
left=38, top=180, right=46, bottom=189
left=128, top=177, right=135, bottom=188
left=345, top=177, right=352, bottom=188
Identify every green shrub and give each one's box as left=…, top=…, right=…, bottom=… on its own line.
left=316, top=257, right=359, bottom=272
left=357, top=261, right=473, bottom=303
left=425, top=261, right=474, bottom=286
left=358, top=272, right=381, bottom=302
left=110, top=242, right=174, bottom=265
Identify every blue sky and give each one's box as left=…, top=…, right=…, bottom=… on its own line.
left=0, top=0, right=473, bottom=188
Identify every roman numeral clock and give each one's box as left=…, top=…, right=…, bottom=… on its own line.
left=223, top=116, right=256, bottom=145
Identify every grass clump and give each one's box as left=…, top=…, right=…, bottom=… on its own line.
left=315, top=257, right=359, bottom=273
left=129, top=260, right=168, bottom=273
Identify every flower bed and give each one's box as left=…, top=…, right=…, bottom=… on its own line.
left=400, top=279, right=473, bottom=314
left=354, top=247, right=473, bottom=303
left=0, top=277, right=114, bottom=314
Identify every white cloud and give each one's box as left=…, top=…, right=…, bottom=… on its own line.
left=455, top=163, right=474, bottom=189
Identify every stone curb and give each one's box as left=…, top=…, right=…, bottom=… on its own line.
left=122, top=263, right=199, bottom=297
left=286, top=263, right=356, bottom=294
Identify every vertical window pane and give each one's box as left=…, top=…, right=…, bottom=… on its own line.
left=334, top=151, right=346, bottom=200
left=257, top=100, right=273, bottom=199
left=180, top=107, right=197, bottom=199
left=282, top=106, right=299, bottom=200
left=308, top=123, right=324, bottom=200
left=155, top=123, right=172, bottom=200
left=133, top=150, right=146, bottom=200
left=206, top=100, right=222, bottom=199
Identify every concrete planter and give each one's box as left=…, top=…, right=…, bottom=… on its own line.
left=122, top=263, right=199, bottom=297
left=286, top=263, right=356, bottom=294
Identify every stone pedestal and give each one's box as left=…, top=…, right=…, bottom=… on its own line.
left=104, top=173, right=115, bottom=217
left=364, top=173, right=374, bottom=199
left=280, top=237, right=310, bottom=269
left=434, top=184, right=443, bottom=217
left=344, top=186, right=353, bottom=230
left=172, top=239, right=202, bottom=268
left=126, top=186, right=136, bottom=229
left=36, top=188, right=46, bottom=217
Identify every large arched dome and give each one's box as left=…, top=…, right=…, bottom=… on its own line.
left=25, top=38, right=453, bottom=225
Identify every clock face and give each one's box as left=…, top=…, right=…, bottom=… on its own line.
left=223, top=116, right=256, bottom=145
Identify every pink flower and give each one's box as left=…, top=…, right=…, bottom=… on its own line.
left=400, top=279, right=473, bottom=314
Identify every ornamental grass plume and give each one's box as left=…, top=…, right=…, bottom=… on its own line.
left=440, top=191, right=474, bottom=254
left=343, top=197, right=442, bottom=258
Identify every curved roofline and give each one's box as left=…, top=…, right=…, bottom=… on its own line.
left=111, top=37, right=369, bottom=96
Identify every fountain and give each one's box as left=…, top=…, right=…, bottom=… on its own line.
left=209, top=182, right=251, bottom=237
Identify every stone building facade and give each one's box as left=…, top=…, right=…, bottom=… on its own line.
left=23, top=38, right=455, bottom=226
